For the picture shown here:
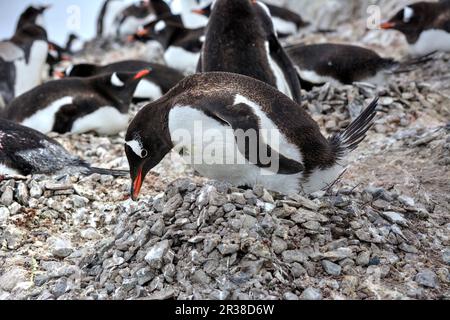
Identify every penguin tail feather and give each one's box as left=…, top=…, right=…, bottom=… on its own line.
left=86, top=166, right=129, bottom=177
left=329, top=97, right=378, bottom=159
left=393, top=51, right=437, bottom=74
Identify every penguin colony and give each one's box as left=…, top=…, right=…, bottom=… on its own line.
left=0, top=0, right=449, bottom=200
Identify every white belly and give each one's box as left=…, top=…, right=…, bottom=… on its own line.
left=299, top=69, right=336, bottom=85
left=21, top=96, right=74, bottom=134
left=164, top=46, right=199, bottom=75
left=0, top=163, right=20, bottom=176
left=410, top=29, right=450, bottom=56
left=118, top=15, right=156, bottom=36
left=272, top=17, right=298, bottom=36
left=70, top=106, right=129, bottom=135
left=14, top=41, right=48, bottom=97
left=134, top=79, right=163, bottom=100
left=265, top=42, right=293, bottom=99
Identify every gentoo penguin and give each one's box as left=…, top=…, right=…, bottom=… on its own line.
left=125, top=72, right=378, bottom=200
left=46, top=42, right=71, bottom=78
left=0, top=24, right=48, bottom=106
left=193, top=1, right=309, bottom=38
left=97, top=0, right=129, bottom=38
left=65, top=33, right=84, bottom=54
left=61, top=60, right=184, bottom=101
left=199, top=0, right=302, bottom=103
left=133, top=20, right=205, bottom=74
left=0, top=118, right=126, bottom=177
left=285, top=43, right=434, bottom=89
left=381, top=0, right=450, bottom=55
left=16, top=5, right=49, bottom=30
left=3, top=70, right=150, bottom=135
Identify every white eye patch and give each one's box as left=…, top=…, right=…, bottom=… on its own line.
left=155, top=20, right=167, bottom=33
left=65, top=65, right=73, bottom=76
left=403, top=6, right=414, bottom=23
left=111, top=72, right=124, bottom=87
left=126, top=139, right=148, bottom=158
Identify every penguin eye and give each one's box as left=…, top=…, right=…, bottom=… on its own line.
left=140, top=149, right=148, bottom=158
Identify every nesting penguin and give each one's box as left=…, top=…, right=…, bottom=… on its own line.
left=0, top=24, right=49, bottom=106
left=125, top=72, right=378, bottom=200
left=285, top=43, right=434, bottom=89
left=0, top=118, right=126, bottom=177
left=62, top=60, right=184, bottom=101
left=3, top=70, right=150, bottom=135
left=199, top=0, right=302, bottom=103
left=381, top=0, right=450, bottom=55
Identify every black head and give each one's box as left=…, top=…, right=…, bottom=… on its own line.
left=90, top=69, right=152, bottom=105
left=125, top=102, right=173, bottom=200
left=64, top=63, right=99, bottom=77
left=380, top=2, right=438, bottom=43
left=17, top=5, right=50, bottom=30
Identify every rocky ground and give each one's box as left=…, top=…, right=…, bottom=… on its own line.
left=0, top=18, right=449, bottom=300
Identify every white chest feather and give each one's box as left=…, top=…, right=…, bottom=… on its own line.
left=264, top=42, right=293, bottom=99
left=118, top=14, right=156, bottom=35
left=299, top=69, right=337, bottom=85
left=0, top=163, right=20, bottom=176
left=272, top=17, right=298, bottom=36
left=14, top=40, right=48, bottom=97
left=164, top=46, right=199, bottom=75
left=134, top=79, right=163, bottom=101
left=410, top=29, right=450, bottom=56
left=21, top=96, right=74, bottom=134
left=70, top=106, right=129, bottom=135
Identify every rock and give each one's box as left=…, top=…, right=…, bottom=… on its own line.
left=241, top=214, right=258, bottom=229
left=283, top=292, right=299, bottom=300
left=288, top=194, right=320, bottom=211
left=145, top=287, right=175, bottom=300
left=223, top=203, right=236, bottom=213
left=0, top=207, right=10, bottom=225
left=323, top=248, right=353, bottom=261
left=192, top=270, right=211, bottom=285
left=50, top=238, right=74, bottom=258
left=16, top=182, right=29, bottom=205
left=150, top=219, right=165, bottom=237
left=356, top=251, right=371, bottom=266
left=292, top=208, right=328, bottom=223
left=204, top=235, right=221, bottom=254
left=29, top=181, right=43, bottom=199
left=282, top=250, right=308, bottom=263
left=0, top=268, right=28, bottom=292
left=272, top=237, right=288, bottom=255
left=443, top=249, right=450, bottom=265
left=209, top=191, right=227, bottom=207
left=1, top=186, right=14, bottom=206
left=162, top=194, right=183, bottom=217
left=415, top=269, right=439, bottom=288
left=51, top=278, right=68, bottom=298
left=80, top=228, right=101, bottom=240
left=321, top=260, right=341, bottom=276
left=4, top=225, right=24, bottom=249
left=300, top=287, right=322, bottom=300
left=145, top=240, right=170, bottom=269
left=136, top=268, right=155, bottom=286
left=218, top=242, right=240, bottom=255
left=398, top=195, right=415, bottom=207
left=380, top=211, right=408, bottom=227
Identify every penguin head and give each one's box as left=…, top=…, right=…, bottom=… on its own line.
left=18, top=5, right=50, bottom=29
left=125, top=104, right=173, bottom=201
left=64, top=63, right=98, bottom=77
left=16, top=23, right=48, bottom=42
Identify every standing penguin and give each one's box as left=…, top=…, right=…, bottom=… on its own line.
left=381, top=0, right=450, bottom=55
left=124, top=72, right=378, bottom=200
left=16, top=5, right=50, bottom=31
left=3, top=70, right=150, bottom=135
left=0, top=118, right=126, bottom=177
left=61, top=60, right=184, bottom=101
left=199, top=0, right=302, bottom=103
left=0, top=24, right=49, bottom=106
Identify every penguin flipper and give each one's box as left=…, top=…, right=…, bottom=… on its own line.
left=206, top=103, right=304, bottom=175
left=268, top=34, right=303, bottom=104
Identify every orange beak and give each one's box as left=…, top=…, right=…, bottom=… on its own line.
left=61, top=55, right=71, bottom=61
left=134, top=69, right=151, bottom=80
left=48, top=43, right=55, bottom=50
left=380, top=21, right=396, bottom=29
left=136, top=28, right=149, bottom=37
left=131, top=167, right=143, bottom=201
left=54, top=70, right=65, bottom=78
left=127, top=35, right=135, bottom=43
left=191, top=9, right=206, bottom=15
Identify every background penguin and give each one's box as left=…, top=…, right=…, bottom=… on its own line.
left=285, top=43, right=434, bottom=90
left=193, top=1, right=310, bottom=38
left=0, top=118, right=127, bottom=177
left=3, top=70, right=150, bottom=135
left=124, top=72, right=378, bottom=200
left=97, top=0, right=131, bottom=38
left=15, top=5, right=49, bottom=31
left=133, top=19, right=205, bottom=74
left=0, top=24, right=49, bottom=107
left=199, top=0, right=302, bottom=103
left=61, top=60, right=184, bottom=101
left=381, top=0, right=450, bottom=55
left=65, top=33, right=84, bottom=54
left=46, top=42, right=71, bottom=78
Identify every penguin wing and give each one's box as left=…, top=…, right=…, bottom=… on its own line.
left=0, top=42, right=24, bottom=62
left=205, top=103, right=304, bottom=174
left=268, top=34, right=302, bottom=104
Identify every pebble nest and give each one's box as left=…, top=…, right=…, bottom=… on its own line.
left=0, top=24, right=449, bottom=300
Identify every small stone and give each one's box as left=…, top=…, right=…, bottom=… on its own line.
left=0, top=268, right=28, bottom=291
left=1, top=186, right=14, bottom=206
left=241, top=214, right=257, bottom=229
left=0, top=207, right=10, bottom=225
left=302, top=221, right=321, bottom=231
left=291, top=263, right=307, bottom=277
left=323, top=248, right=353, bottom=261
left=4, top=225, right=24, bottom=249
left=415, top=269, right=439, bottom=288
left=282, top=250, right=308, bottom=263
left=162, top=194, right=183, bottom=217
left=300, top=287, right=322, bottom=300
left=356, top=251, right=371, bottom=266
left=381, top=211, right=408, bottom=227
left=29, top=181, right=43, bottom=198
left=136, top=268, right=155, bottom=286
left=16, top=182, right=29, bottom=205
left=192, top=270, right=211, bottom=285
left=8, top=202, right=22, bottom=215
left=218, top=242, right=239, bottom=255
left=321, top=260, right=341, bottom=276
left=80, top=228, right=101, bottom=240
left=145, top=240, right=170, bottom=269
left=223, top=203, right=235, bottom=213
left=442, top=249, right=450, bottom=265
left=51, top=278, right=67, bottom=298
left=283, top=292, right=299, bottom=300
left=398, top=195, right=415, bottom=207
left=272, top=237, right=288, bottom=255
left=50, top=238, right=74, bottom=258
left=209, top=191, right=227, bottom=207
left=146, top=287, right=175, bottom=300
left=204, top=235, right=221, bottom=254
left=150, top=219, right=165, bottom=237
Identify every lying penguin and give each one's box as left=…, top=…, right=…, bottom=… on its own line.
left=125, top=72, right=378, bottom=200
left=3, top=70, right=150, bottom=135
left=0, top=118, right=126, bottom=177
left=132, top=19, right=205, bottom=74
left=381, top=0, right=450, bottom=56
left=198, top=0, right=302, bottom=103
left=285, top=43, right=434, bottom=90
left=0, top=24, right=49, bottom=106
left=60, top=60, right=184, bottom=101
